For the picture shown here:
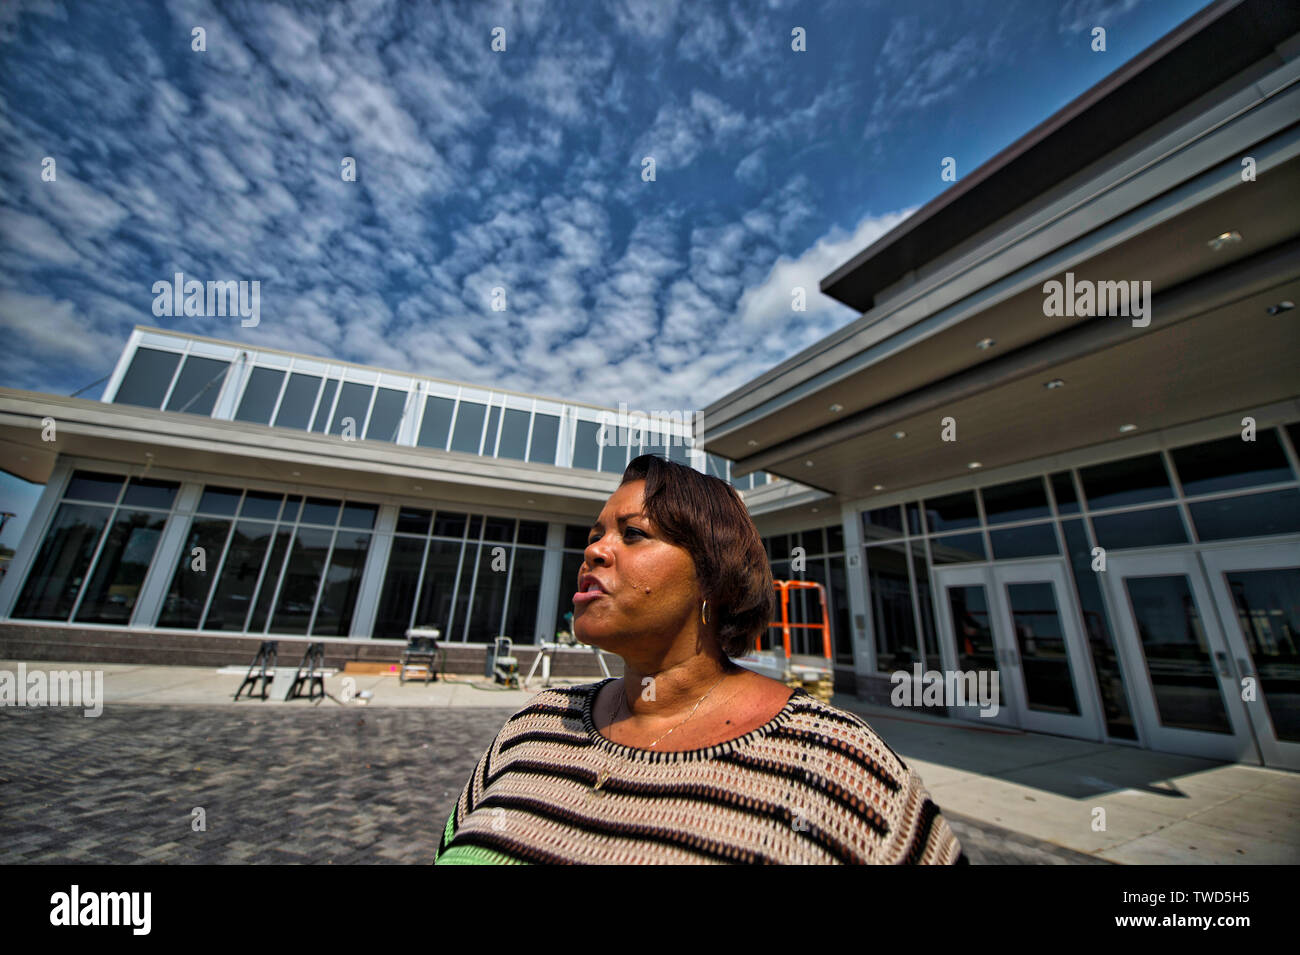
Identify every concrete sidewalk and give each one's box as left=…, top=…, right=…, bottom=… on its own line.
left=4, top=659, right=1296, bottom=864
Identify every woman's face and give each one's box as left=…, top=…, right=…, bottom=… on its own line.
left=572, top=479, right=701, bottom=648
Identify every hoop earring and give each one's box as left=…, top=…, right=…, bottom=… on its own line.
left=701, top=601, right=709, bottom=626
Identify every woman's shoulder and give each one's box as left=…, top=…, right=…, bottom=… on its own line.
left=496, top=678, right=608, bottom=730
left=776, top=691, right=915, bottom=781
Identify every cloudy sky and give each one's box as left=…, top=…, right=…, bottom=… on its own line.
left=2, top=0, right=1212, bottom=431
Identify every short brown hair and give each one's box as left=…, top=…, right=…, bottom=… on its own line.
left=620, top=454, right=773, bottom=657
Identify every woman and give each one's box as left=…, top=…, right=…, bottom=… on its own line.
left=434, top=454, right=967, bottom=864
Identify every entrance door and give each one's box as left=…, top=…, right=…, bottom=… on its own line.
left=989, top=562, right=1104, bottom=741
left=1102, top=551, right=1258, bottom=762
left=932, top=565, right=1017, bottom=729
left=1200, top=543, right=1300, bottom=770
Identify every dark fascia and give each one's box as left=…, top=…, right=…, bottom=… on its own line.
left=819, top=0, right=1300, bottom=313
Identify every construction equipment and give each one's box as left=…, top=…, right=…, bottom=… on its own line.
left=734, top=580, right=835, bottom=702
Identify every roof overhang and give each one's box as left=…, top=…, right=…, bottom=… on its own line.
left=704, top=1, right=1300, bottom=500
left=0, top=390, right=617, bottom=520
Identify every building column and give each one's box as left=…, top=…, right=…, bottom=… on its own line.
left=533, top=523, right=565, bottom=644
left=349, top=504, right=396, bottom=638
left=131, top=481, right=204, bottom=628
left=840, top=501, right=877, bottom=691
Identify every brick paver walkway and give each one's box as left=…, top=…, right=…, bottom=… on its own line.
left=0, top=704, right=1109, bottom=864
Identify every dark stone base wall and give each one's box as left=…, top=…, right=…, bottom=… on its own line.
left=854, top=671, right=952, bottom=718
left=0, top=622, right=623, bottom=678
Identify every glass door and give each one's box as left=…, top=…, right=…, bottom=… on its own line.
left=932, top=566, right=1018, bottom=729
left=989, top=561, right=1104, bottom=740
left=1102, top=552, right=1257, bottom=762
left=1200, top=543, right=1300, bottom=770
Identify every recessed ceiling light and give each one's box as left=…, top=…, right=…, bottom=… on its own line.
left=1207, top=230, right=1241, bottom=251
left=804, top=460, right=815, bottom=467
left=1044, top=378, right=1065, bottom=389
left=811, top=506, right=820, bottom=513
left=1267, top=300, right=1294, bottom=315
left=829, top=403, right=843, bottom=413
left=747, top=439, right=758, bottom=446
left=976, top=338, right=996, bottom=350
left=414, top=485, right=422, bottom=490
left=1119, top=424, right=1138, bottom=433
left=893, top=431, right=906, bottom=440
left=967, top=462, right=982, bottom=469
left=527, top=499, right=535, bottom=504
left=291, top=471, right=300, bottom=477
left=873, top=484, right=884, bottom=491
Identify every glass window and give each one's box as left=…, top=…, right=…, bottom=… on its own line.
left=244, top=527, right=292, bottom=632
left=923, top=491, right=979, bottom=533
left=339, top=502, right=377, bottom=530
left=564, top=524, right=591, bottom=550
left=465, top=545, right=510, bottom=641
left=800, top=528, right=825, bottom=555
left=1050, top=471, right=1079, bottom=515
left=157, top=518, right=232, bottom=628
left=164, top=356, right=230, bottom=416
left=824, top=525, right=842, bottom=553
left=827, top=555, right=852, bottom=664
left=1080, top=454, right=1173, bottom=509
left=413, top=539, right=463, bottom=633
left=113, top=347, right=180, bottom=408
left=516, top=520, right=548, bottom=546
left=282, top=495, right=302, bottom=523
left=1091, top=506, right=1187, bottom=549
left=122, top=478, right=178, bottom=510
left=483, top=406, right=502, bottom=455
left=374, top=536, right=426, bottom=639
left=1189, top=489, right=1300, bottom=541
left=528, top=413, right=560, bottom=465
left=365, top=387, right=407, bottom=443
left=396, top=507, right=431, bottom=535
left=64, top=471, right=124, bottom=504
left=197, top=486, right=242, bottom=516
left=863, top=506, right=903, bottom=540
left=311, top=529, right=371, bottom=636
left=504, top=547, right=545, bottom=642
left=74, top=509, right=169, bottom=624
left=450, top=401, right=486, bottom=453
left=311, top=379, right=338, bottom=432
left=203, top=520, right=274, bottom=631
left=433, top=511, right=467, bottom=538
left=864, top=543, right=919, bottom=672
left=273, top=373, right=321, bottom=430
left=981, top=477, right=1050, bottom=524
left=572, top=420, right=601, bottom=470
left=269, top=526, right=334, bottom=634
left=329, top=382, right=373, bottom=438
left=497, top=409, right=531, bottom=460
left=234, top=367, right=285, bottom=424
left=417, top=395, right=456, bottom=450
left=601, top=440, right=628, bottom=474
left=483, top=517, right=515, bottom=543
left=989, top=523, right=1059, bottom=559
left=906, top=502, right=923, bottom=535
left=12, top=503, right=111, bottom=619
left=556, top=551, right=585, bottom=636
left=667, top=441, right=690, bottom=466
left=1172, top=431, right=1294, bottom=496
left=929, top=532, right=986, bottom=563
left=705, top=454, right=728, bottom=481
left=240, top=491, right=282, bottom=521
left=301, top=497, right=340, bottom=526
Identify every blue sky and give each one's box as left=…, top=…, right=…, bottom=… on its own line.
left=0, top=0, right=1213, bottom=546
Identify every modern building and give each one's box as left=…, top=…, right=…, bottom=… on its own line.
left=1, top=0, right=1297, bottom=767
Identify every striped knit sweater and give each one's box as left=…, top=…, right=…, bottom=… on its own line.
left=433, top=677, right=968, bottom=865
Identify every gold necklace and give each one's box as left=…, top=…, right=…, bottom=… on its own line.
left=592, top=676, right=729, bottom=793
